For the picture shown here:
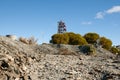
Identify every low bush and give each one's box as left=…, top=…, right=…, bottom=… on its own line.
left=110, top=46, right=119, bottom=54
left=79, top=44, right=96, bottom=55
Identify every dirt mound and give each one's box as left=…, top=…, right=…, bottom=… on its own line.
left=0, top=36, right=120, bottom=80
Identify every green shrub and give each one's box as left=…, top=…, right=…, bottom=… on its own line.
left=84, top=32, right=100, bottom=44
left=99, top=37, right=112, bottom=50
left=50, top=32, right=87, bottom=45
left=110, top=46, right=119, bottom=54
left=118, top=51, right=120, bottom=55
left=51, top=33, right=69, bottom=44
left=67, top=32, right=88, bottom=45
left=79, top=44, right=96, bottom=55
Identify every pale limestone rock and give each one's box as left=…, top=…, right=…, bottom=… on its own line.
left=6, top=35, right=17, bottom=40
left=0, top=36, right=119, bottom=80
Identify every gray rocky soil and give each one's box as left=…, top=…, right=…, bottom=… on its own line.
left=0, top=36, right=120, bottom=80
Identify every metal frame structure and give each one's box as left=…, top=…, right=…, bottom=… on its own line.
left=58, top=21, right=66, bottom=33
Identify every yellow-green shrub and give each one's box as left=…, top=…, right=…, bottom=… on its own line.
left=99, top=37, right=112, bottom=50
left=84, top=32, right=100, bottom=44
left=51, top=33, right=69, bottom=44
left=50, top=32, right=88, bottom=45
left=110, top=46, right=119, bottom=54
left=67, top=32, right=88, bottom=45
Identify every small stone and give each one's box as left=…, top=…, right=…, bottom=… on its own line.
left=61, top=78, right=66, bottom=80
left=1, top=60, right=9, bottom=70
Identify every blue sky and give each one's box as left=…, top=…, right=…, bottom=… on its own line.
left=0, top=0, right=120, bottom=45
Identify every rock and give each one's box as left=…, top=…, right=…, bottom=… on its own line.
left=0, top=36, right=120, bottom=80
left=15, top=78, right=19, bottom=80
left=61, top=78, right=66, bottom=80
left=6, top=35, right=17, bottom=40
left=0, top=60, right=9, bottom=70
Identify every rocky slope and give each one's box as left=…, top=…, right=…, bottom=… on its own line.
left=0, top=36, right=120, bottom=80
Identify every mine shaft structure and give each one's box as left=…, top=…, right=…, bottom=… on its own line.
left=58, top=21, right=67, bottom=33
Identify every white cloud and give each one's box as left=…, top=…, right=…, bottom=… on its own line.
left=95, top=12, right=105, bottom=19
left=106, top=6, right=120, bottom=14
left=81, top=21, right=92, bottom=25
left=95, top=5, right=120, bottom=19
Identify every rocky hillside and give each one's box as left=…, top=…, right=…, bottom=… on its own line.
left=0, top=36, right=120, bottom=80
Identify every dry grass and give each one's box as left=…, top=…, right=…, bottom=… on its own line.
left=28, top=36, right=38, bottom=45
left=19, top=36, right=38, bottom=45
left=19, top=37, right=29, bottom=44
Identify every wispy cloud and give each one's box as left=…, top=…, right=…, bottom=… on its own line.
left=106, top=6, right=120, bottom=14
left=95, top=12, right=105, bottom=19
left=95, top=5, right=120, bottom=19
left=81, top=21, right=92, bottom=25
